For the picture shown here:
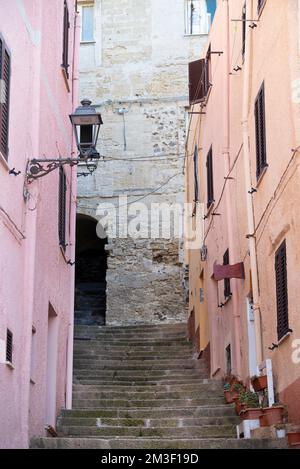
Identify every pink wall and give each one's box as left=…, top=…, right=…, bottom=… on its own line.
left=186, top=0, right=300, bottom=423
left=0, top=0, right=78, bottom=448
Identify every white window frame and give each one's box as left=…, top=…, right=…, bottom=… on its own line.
left=79, top=2, right=95, bottom=43
left=184, top=0, right=212, bottom=36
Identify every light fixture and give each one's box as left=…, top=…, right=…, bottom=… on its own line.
left=26, top=99, right=103, bottom=184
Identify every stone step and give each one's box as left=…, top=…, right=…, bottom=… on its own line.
left=31, top=437, right=288, bottom=449
left=72, top=382, right=221, bottom=393
left=56, top=425, right=236, bottom=438
left=73, top=369, right=207, bottom=378
left=72, top=390, right=224, bottom=401
left=58, top=416, right=240, bottom=428
left=73, top=379, right=212, bottom=386
left=73, top=358, right=203, bottom=367
left=74, top=324, right=186, bottom=332
left=61, top=405, right=237, bottom=419
left=73, top=353, right=194, bottom=361
left=72, top=398, right=225, bottom=409
left=74, top=339, right=190, bottom=346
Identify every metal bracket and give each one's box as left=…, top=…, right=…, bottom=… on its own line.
left=9, top=168, right=21, bottom=176
left=26, top=158, right=80, bottom=184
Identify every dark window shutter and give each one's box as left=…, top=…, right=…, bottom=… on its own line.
left=242, top=3, right=246, bottom=59
left=58, top=166, right=67, bottom=249
left=255, top=83, right=267, bottom=179
left=62, top=0, right=70, bottom=78
left=223, top=249, right=231, bottom=299
left=258, top=0, right=265, bottom=14
left=0, top=35, right=11, bottom=160
left=6, top=329, right=13, bottom=363
left=206, top=146, right=214, bottom=208
left=193, top=145, right=199, bottom=202
left=275, top=240, right=289, bottom=341
left=189, top=59, right=206, bottom=105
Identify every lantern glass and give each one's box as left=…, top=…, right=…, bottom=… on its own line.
left=69, top=99, right=103, bottom=158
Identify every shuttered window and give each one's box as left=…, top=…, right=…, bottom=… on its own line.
left=255, top=83, right=267, bottom=180
left=193, top=145, right=199, bottom=202
left=242, top=3, right=246, bottom=59
left=206, top=146, right=214, bottom=208
left=6, top=329, right=13, bottom=364
left=58, top=166, right=67, bottom=249
left=62, top=0, right=70, bottom=78
left=189, top=59, right=206, bottom=105
left=0, top=34, right=11, bottom=160
left=223, top=249, right=231, bottom=299
left=275, top=240, right=289, bottom=341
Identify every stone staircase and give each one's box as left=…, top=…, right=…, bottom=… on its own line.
left=31, top=323, right=287, bottom=449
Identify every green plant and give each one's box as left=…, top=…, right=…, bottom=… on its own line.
left=223, top=383, right=230, bottom=391
left=239, top=389, right=259, bottom=408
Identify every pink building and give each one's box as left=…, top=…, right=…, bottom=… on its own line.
left=186, top=0, right=300, bottom=424
left=0, top=0, right=79, bottom=448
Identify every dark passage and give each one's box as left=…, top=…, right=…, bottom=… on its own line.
left=75, top=214, right=107, bottom=326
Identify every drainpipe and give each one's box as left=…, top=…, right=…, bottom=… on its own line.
left=66, top=7, right=80, bottom=410
left=242, top=0, right=263, bottom=366
left=222, top=0, right=242, bottom=377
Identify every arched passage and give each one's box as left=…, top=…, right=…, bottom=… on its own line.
left=75, top=214, right=107, bottom=325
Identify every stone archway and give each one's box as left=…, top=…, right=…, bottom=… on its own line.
left=75, top=214, right=107, bottom=325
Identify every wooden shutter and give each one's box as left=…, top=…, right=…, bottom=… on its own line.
left=255, top=83, right=267, bottom=179
left=275, top=240, right=289, bottom=341
left=223, top=249, right=231, bottom=299
left=6, top=329, right=13, bottom=363
left=242, top=3, right=246, bottom=59
left=58, top=166, right=67, bottom=249
left=193, top=145, right=199, bottom=202
left=62, top=0, right=70, bottom=78
left=0, top=35, right=11, bottom=160
left=189, top=59, right=206, bottom=105
left=206, top=146, right=214, bottom=208
left=258, top=0, right=265, bottom=14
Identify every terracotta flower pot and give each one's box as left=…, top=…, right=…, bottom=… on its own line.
left=224, top=390, right=234, bottom=404
left=251, top=375, right=268, bottom=392
left=234, top=399, right=246, bottom=415
left=241, top=408, right=262, bottom=420
left=260, top=407, right=284, bottom=426
left=259, top=413, right=268, bottom=427
left=287, top=432, right=300, bottom=447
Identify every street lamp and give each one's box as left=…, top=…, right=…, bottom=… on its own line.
left=26, top=99, right=103, bottom=184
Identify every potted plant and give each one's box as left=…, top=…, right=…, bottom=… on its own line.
left=239, top=390, right=261, bottom=420
left=275, top=424, right=286, bottom=439
left=287, top=430, right=300, bottom=448
left=251, top=374, right=268, bottom=392
left=259, top=404, right=285, bottom=426
left=223, top=378, right=244, bottom=404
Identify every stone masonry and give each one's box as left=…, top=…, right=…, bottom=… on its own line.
left=77, top=0, right=208, bottom=324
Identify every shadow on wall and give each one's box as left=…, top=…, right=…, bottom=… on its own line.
left=75, top=214, right=107, bottom=326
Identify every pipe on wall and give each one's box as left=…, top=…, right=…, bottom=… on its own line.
left=241, top=0, right=263, bottom=366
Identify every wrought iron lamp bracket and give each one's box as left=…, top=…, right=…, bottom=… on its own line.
left=26, top=158, right=82, bottom=184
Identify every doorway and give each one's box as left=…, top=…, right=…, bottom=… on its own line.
left=247, top=297, right=257, bottom=377
left=45, top=304, right=58, bottom=428
left=75, top=214, right=107, bottom=325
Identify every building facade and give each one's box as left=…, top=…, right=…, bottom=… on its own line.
left=76, top=0, right=216, bottom=326
left=0, top=0, right=79, bottom=448
left=186, top=0, right=300, bottom=423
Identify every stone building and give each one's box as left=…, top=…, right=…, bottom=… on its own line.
left=76, top=0, right=215, bottom=325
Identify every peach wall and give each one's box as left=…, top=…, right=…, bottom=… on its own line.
left=186, top=0, right=300, bottom=422
left=0, top=0, right=78, bottom=448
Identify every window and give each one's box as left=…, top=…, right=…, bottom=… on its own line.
left=58, top=166, right=67, bottom=249
left=81, top=5, right=94, bottom=42
left=206, top=146, right=214, bottom=208
left=226, top=344, right=231, bottom=375
left=255, top=82, right=267, bottom=180
left=0, top=33, right=11, bottom=160
left=62, top=0, right=70, bottom=78
left=6, top=329, right=13, bottom=364
left=242, top=3, right=246, bottom=59
left=275, top=240, right=289, bottom=341
left=223, top=249, right=231, bottom=299
left=185, top=0, right=216, bottom=35
left=193, top=145, right=199, bottom=202
left=257, top=0, right=266, bottom=14
left=188, top=47, right=210, bottom=105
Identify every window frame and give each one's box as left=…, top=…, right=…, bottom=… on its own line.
left=58, top=166, right=67, bottom=250
left=275, top=240, right=289, bottom=341
left=223, top=249, right=232, bottom=299
left=80, top=3, right=95, bottom=43
left=0, top=33, right=11, bottom=162
left=6, top=329, right=13, bottom=365
left=62, top=0, right=70, bottom=79
left=206, top=145, right=214, bottom=209
left=255, top=82, right=268, bottom=181
left=193, top=145, right=199, bottom=202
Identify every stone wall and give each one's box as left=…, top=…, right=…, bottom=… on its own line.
left=77, top=0, right=208, bottom=324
